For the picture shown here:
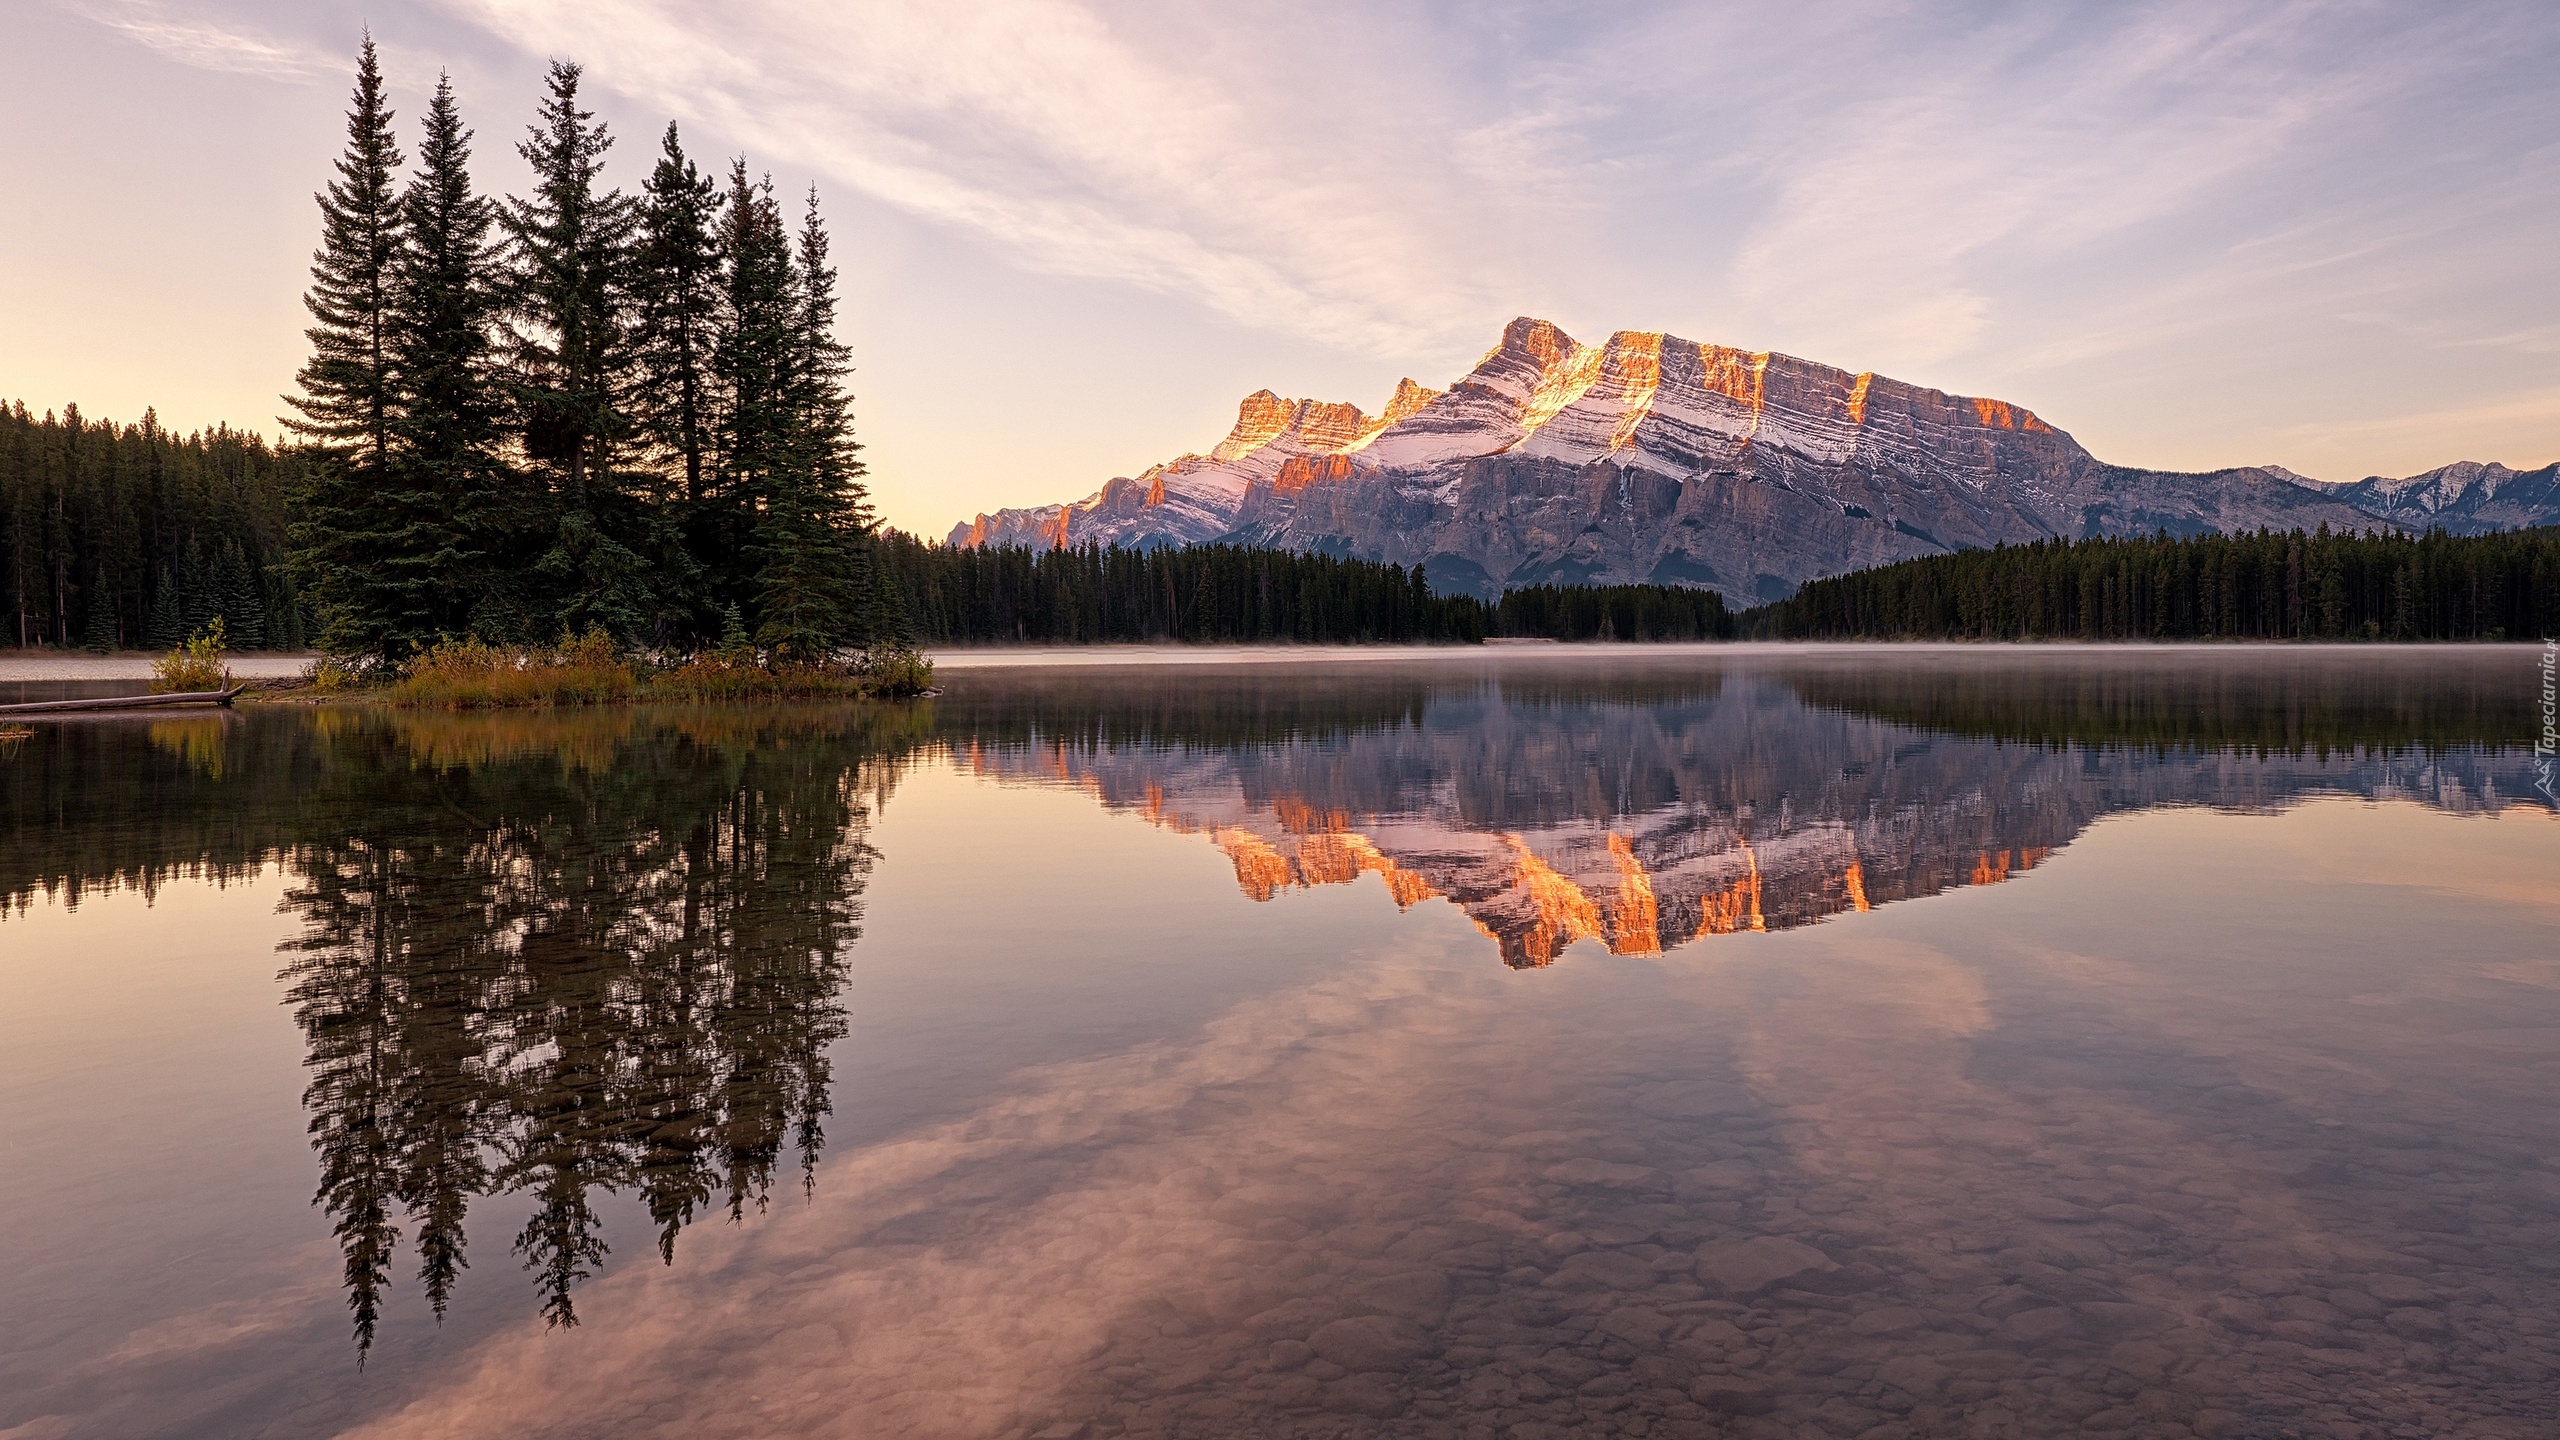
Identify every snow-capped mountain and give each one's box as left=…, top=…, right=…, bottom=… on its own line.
left=2329, top=461, right=2560, bottom=535
left=946, top=318, right=2550, bottom=601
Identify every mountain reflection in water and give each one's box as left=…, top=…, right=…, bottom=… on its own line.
left=933, top=653, right=2530, bottom=967
left=0, top=646, right=2547, bottom=1430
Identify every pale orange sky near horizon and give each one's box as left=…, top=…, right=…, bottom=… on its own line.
left=2, top=0, right=2554, bottom=538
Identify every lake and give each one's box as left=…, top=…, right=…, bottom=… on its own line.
left=2, top=646, right=2554, bottom=1440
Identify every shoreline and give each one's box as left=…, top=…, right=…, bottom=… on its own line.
left=2, top=638, right=2545, bottom=684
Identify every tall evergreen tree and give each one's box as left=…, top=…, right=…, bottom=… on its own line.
left=751, top=189, right=870, bottom=659
left=145, top=564, right=183, bottom=648
left=81, top=566, right=116, bottom=651
left=632, top=124, right=723, bottom=509
left=220, top=542, right=267, bottom=647
left=283, top=35, right=403, bottom=476
left=626, top=123, right=724, bottom=642
left=501, top=61, right=646, bottom=637
left=390, top=73, right=513, bottom=641
left=292, top=68, right=514, bottom=659
left=710, top=163, right=796, bottom=622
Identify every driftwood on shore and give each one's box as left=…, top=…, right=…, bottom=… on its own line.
left=0, top=685, right=248, bottom=716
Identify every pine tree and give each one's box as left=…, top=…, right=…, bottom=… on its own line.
left=81, top=566, right=116, bottom=651
left=501, top=61, right=647, bottom=638
left=180, top=539, right=216, bottom=632
left=625, top=124, right=724, bottom=645
left=751, top=189, right=869, bottom=660
left=711, top=164, right=797, bottom=623
left=283, top=35, right=403, bottom=475
left=290, top=67, right=527, bottom=658
left=632, top=123, right=723, bottom=509
left=389, top=73, right=513, bottom=641
left=145, top=565, right=183, bottom=648
left=711, top=159, right=798, bottom=635
left=221, top=542, right=267, bottom=648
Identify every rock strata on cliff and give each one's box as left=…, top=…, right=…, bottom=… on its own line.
left=948, top=318, right=2551, bottom=600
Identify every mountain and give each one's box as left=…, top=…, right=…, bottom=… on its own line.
left=946, top=318, right=2551, bottom=601
left=2329, top=461, right=2560, bottom=534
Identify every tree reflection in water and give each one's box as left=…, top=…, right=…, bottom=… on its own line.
left=276, top=706, right=923, bottom=1354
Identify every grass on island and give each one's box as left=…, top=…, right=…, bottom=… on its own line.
left=376, top=628, right=933, bottom=709
left=132, top=621, right=934, bottom=710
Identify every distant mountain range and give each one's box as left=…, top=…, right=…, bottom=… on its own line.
left=947, top=318, right=2559, bottom=601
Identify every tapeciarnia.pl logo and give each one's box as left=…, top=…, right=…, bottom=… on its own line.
left=2538, top=638, right=2558, bottom=804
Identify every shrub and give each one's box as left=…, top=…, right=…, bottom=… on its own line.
left=387, top=628, right=639, bottom=709
left=852, top=642, right=935, bottom=697
left=152, top=618, right=232, bottom=694
left=650, top=652, right=863, bottom=702
left=301, top=655, right=368, bottom=693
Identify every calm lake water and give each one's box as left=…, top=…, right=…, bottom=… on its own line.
left=2, top=646, right=2554, bottom=1440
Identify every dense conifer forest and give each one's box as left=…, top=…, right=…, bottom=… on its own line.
left=873, top=534, right=1739, bottom=644
left=1746, top=526, right=2560, bottom=641
left=0, top=404, right=314, bottom=651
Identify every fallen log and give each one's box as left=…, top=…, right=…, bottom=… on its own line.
left=0, top=685, right=248, bottom=716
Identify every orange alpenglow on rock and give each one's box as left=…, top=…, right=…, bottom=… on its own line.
left=1605, top=833, right=1662, bottom=956
left=943, top=314, right=2405, bottom=595
left=1273, top=795, right=1353, bottom=835
left=1272, top=453, right=1357, bottom=497
left=1696, top=844, right=1767, bottom=936
left=968, top=749, right=2078, bottom=967
left=1214, top=827, right=1295, bottom=902
left=1969, top=847, right=2051, bottom=886
left=1506, top=841, right=1608, bottom=967
left=1968, top=398, right=2052, bottom=433
left=1211, top=389, right=1302, bottom=462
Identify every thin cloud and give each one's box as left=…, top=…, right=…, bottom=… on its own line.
left=439, top=0, right=1535, bottom=354
left=72, top=1, right=338, bottom=80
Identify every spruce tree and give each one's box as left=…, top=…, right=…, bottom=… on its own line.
left=632, top=123, right=722, bottom=508
left=291, top=64, right=528, bottom=659
left=388, top=73, right=513, bottom=642
left=81, top=567, right=116, bottom=652
left=710, top=163, right=796, bottom=622
left=145, top=565, right=182, bottom=648
left=180, top=539, right=216, bottom=631
left=221, top=543, right=267, bottom=648
left=501, top=61, right=646, bottom=637
left=283, top=35, right=403, bottom=474
left=627, top=123, right=723, bottom=644
left=751, top=189, right=869, bottom=659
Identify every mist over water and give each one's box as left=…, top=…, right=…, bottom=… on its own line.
left=2, top=648, right=2553, bottom=1438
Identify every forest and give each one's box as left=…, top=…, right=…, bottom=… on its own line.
left=0, top=403, right=312, bottom=650
left=874, top=533, right=1737, bottom=644
left=1745, top=526, right=2560, bottom=641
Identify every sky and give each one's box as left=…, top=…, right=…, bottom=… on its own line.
left=2, top=1, right=2555, bottom=537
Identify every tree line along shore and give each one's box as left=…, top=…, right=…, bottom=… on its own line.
left=1, top=42, right=2551, bottom=701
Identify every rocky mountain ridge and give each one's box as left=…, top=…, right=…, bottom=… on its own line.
left=948, top=318, right=2554, bottom=601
